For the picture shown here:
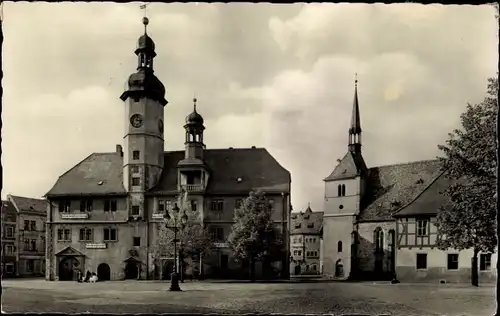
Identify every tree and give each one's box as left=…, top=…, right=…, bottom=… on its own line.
left=436, top=76, right=498, bottom=287
left=228, top=191, right=284, bottom=282
left=151, top=190, right=213, bottom=280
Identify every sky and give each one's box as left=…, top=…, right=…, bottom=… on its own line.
left=1, top=3, right=498, bottom=211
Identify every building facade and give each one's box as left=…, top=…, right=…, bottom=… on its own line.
left=1, top=195, right=47, bottom=277
left=45, top=17, right=291, bottom=282
left=290, top=206, right=323, bottom=276
left=321, top=80, right=497, bottom=283
left=1, top=200, right=18, bottom=277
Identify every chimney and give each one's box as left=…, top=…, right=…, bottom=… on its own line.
left=116, top=144, right=123, bottom=157
left=251, top=146, right=256, bottom=149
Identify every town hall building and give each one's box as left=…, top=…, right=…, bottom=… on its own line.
left=45, top=17, right=291, bottom=281
left=321, top=79, right=497, bottom=283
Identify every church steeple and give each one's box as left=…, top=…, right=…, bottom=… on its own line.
left=348, top=74, right=362, bottom=153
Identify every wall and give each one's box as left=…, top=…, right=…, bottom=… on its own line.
left=324, top=178, right=361, bottom=216
left=49, top=222, right=149, bottom=281
left=396, top=247, right=497, bottom=283
left=356, top=221, right=396, bottom=279
left=322, top=215, right=354, bottom=279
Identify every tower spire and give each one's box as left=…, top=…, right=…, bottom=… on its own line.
left=348, top=73, right=362, bottom=153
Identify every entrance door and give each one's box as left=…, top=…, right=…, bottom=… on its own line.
left=59, top=257, right=79, bottom=281
left=335, top=260, right=344, bottom=278
left=374, top=254, right=383, bottom=275
left=294, top=264, right=301, bottom=275
left=220, top=254, right=229, bottom=270
left=125, top=261, right=138, bottom=279
left=97, top=263, right=111, bottom=281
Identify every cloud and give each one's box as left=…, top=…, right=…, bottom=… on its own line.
left=2, top=3, right=497, bottom=212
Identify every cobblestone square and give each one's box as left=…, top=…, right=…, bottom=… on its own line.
left=1, top=279, right=495, bottom=315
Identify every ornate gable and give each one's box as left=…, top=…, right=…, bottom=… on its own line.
left=55, top=246, right=85, bottom=257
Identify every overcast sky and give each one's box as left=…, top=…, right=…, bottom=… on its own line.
left=2, top=3, right=498, bottom=211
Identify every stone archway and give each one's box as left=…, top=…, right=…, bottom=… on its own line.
left=335, top=259, right=344, bottom=278
left=97, top=263, right=111, bottom=281
left=125, top=261, right=139, bottom=279
left=59, top=257, right=79, bottom=281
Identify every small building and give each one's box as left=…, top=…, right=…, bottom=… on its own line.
left=1, top=195, right=47, bottom=277
left=44, top=17, right=291, bottom=282
left=290, top=206, right=323, bottom=276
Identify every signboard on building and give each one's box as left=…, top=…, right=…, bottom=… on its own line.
left=214, top=243, right=228, bottom=248
left=61, top=213, right=89, bottom=219
left=86, top=243, right=107, bottom=249
left=152, top=213, right=165, bottom=220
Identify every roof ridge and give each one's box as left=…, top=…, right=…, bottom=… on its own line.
left=370, top=159, right=440, bottom=170
left=392, top=169, right=447, bottom=217
left=8, top=195, right=46, bottom=202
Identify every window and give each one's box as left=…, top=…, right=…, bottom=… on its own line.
left=58, top=229, right=71, bottom=241
left=79, top=228, right=92, bottom=242
left=210, top=227, right=224, bottom=241
left=30, top=221, right=36, bottom=231
left=5, top=263, right=14, bottom=273
left=447, top=254, right=459, bottom=270
left=480, top=253, right=492, bottom=271
left=133, top=237, right=141, bottom=247
left=190, top=200, right=197, bottom=212
left=338, top=241, right=343, bottom=252
left=165, top=200, right=172, bottom=211
left=5, top=245, right=14, bottom=255
left=312, top=265, right=317, bottom=271
left=24, top=239, right=30, bottom=251
left=374, top=228, right=384, bottom=253
left=59, top=201, right=70, bottom=213
left=24, top=220, right=30, bottom=231
left=104, top=200, right=110, bottom=212
left=26, top=260, right=34, bottom=273
left=298, top=250, right=302, bottom=256
left=158, top=200, right=165, bottom=212
left=131, top=166, right=139, bottom=173
left=6, top=226, right=14, bottom=238
left=30, top=239, right=37, bottom=252
left=298, top=237, right=302, bottom=243
left=417, top=219, right=428, bottom=237
left=111, top=200, right=117, bottom=212
left=307, top=223, right=314, bottom=228
left=104, top=228, right=118, bottom=241
left=293, top=250, right=298, bottom=256
left=211, top=200, right=224, bottom=211
left=337, top=185, right=342, bottom=197
left=133, top=150, right=140, bottom=160
left=131, top=205, right=140, bottom=215
left=416, top=253, right=427, bottom=270
left=295, top=223, right=301, bottom=229
left=342, top=184, right=346, bottom=196
left=80, top=200, right=93, bottom=212
left=132, top=177, right=140, bottom=186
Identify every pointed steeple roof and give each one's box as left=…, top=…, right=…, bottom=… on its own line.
left=349, top=75, right=361, bottom=135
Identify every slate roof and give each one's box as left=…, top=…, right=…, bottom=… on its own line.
left=46, top=153, right=126, bottom=197
left=8, top=195, right=48, bottom=215
left=46, top=148, right=291, bottom=197
left=324, top=151, right=368, bottom=181
left=393, top=170, right=452, bottom=217
left=1, top=200, right=17, bottom=218
left=358, top=159, right=443, bottom=222
left=290, top=207, right=323, bottom=235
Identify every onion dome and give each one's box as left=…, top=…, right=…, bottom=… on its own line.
left=185, top=98, right=204, bottom=125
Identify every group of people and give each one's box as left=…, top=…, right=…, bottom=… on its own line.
left=76, top=270, right=98, bottom=283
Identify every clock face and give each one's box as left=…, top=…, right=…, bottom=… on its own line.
left=130, top=114, right=143, bottom=128
left=158, top=119, right=164, bottom=133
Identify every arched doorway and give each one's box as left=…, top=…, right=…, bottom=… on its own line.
left=294, top=264, right=301, bottom=275
left=162, top=260, right=174, bottom=280
left=97, top=263, right=111, bottom=281
left=125, top=261, right=139, bottom=279
left=59, top=257, right=79, bottom=281
left=335, top=259, right=344, bottom=278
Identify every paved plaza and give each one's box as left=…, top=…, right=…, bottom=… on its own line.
left=1, top=278, right=496, bottom=315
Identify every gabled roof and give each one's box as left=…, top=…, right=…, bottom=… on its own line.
left=55, top=246, right=86, bottom=257
left=8, top=195, right=48, bottom=215
left=46, top=148, right=291, bottom=197
left=358, top=159, right=443, bottom=222
left=393, top=170, right=452, bottom=217
left=46, top=153, right=126, bottom=197
left=324, top=151, right=368, bottom=181
left=290, top=207, right=323, bottom=235
left=1, top=200, right=17, bottom=217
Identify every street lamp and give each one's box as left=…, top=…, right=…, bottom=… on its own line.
left=164, top=202, right=188, bottom=291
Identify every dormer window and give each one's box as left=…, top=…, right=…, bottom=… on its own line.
left=307, top=223, right=314, bottom=228
left=295, top=223, right=301, bottom=229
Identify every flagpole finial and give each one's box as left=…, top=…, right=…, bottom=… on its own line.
left=355, top=73, right=358, bottom=86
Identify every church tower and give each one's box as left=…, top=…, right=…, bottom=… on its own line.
left=322, top=76, right=368, bottom=280
left=120, top=17, right=168, bottom=219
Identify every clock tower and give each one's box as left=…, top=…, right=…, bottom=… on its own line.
left=119, top=17, right=168, bottom=219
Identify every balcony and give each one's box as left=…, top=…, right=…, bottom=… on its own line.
left=182, top=184, right=204, bottom=193
left=61, top=213, right=89, bottom=220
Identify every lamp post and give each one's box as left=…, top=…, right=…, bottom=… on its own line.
left=164, top=202, right=188, bottom=291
